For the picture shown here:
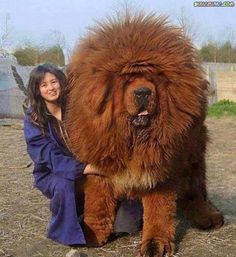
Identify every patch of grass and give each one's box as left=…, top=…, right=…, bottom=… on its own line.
left=208, top=99, right=236, bottom=117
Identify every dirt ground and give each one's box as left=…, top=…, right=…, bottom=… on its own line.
left=0, top=117, right=235, bottom=257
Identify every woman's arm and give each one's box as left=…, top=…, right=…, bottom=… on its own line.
left=24, top=116, right=86, bottom=180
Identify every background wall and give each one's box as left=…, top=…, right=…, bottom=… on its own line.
left=0, top=57, right=33, bottom=118
left=204, top=62, right=236, bottom=104
left=0, top=58, right=236, bottom=118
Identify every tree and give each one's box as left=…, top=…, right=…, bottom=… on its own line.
left=50, top=30, right=66, bottom=49
left=37, top=30, right=66, bottom=65
left=199, top=42, right=218, bottom=62
left=0, top=13, right=13, bottom=53
left=13, top=45, right=39, bottom=65
left=40, top=45, right=65, bottom=66
left=176, top=7, right=199, bottom=42
left=13, top=43, right=65, bottom=66
left=199, top=40, right=236, bottom=63
left=232, top=46, right=236, bottom=63
left=65, top=45, right=73, bottom=64
left=218, top=41, right=232, bottom=63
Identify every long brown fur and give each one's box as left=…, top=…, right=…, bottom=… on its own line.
left=65, top=11, right=223, bottom=257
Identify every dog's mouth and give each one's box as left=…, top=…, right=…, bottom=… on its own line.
left=131, top=110, right=150, bottom=127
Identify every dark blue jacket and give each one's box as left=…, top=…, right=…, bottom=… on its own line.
left=24, top=115, right=86, bottom=182
left=24, top=114, right=87, bottom=245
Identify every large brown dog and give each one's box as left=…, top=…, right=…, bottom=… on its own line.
left=65, top=12, right=224, bottom=257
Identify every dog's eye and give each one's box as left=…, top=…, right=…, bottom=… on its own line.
left=123, top=76, right=135, bottom=85
left=153, top=73, right=169, bottom=85
left=127, top=78, right=135, bottom=84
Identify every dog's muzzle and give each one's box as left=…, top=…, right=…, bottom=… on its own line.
left=131, top=87, right=152, bottom=127
left=134, top=87, right=151, bottom=107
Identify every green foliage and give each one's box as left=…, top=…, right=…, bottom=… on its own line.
left=208, top=100, right=236, bottom=117
left=13, top=46, right=39, bottom=66
left=218, top=41, right=234, bottom=63
left=13, top=44, right=65, bottom=66
left=199, top=43, right=217, bottom=62
left=199, top=41, right=236, bottom=63
left=40, top=45, right=65, bottom=66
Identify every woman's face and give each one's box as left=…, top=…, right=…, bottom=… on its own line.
left=39, top=72, right=61, bottom=104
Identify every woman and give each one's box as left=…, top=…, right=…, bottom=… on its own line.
left=24, top=63, right=142, bottom=246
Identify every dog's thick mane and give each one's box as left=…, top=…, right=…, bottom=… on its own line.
left=66, top=12, right=207, bottom=188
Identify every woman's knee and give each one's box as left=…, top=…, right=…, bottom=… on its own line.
left=49, top=178, right=77, bottom=217
left=53, top=176, right=75, bottom=195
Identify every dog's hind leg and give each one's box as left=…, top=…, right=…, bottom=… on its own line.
left=178, top=157, right=224, bottom=230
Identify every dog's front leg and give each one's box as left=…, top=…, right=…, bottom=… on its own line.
left=138, top=183, right=177, bottom=257
left=83, top=175, right=117, bottom=247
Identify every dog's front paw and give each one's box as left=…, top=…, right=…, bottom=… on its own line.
left=83, top=221, right=113, bottom=247
left=137, top=238, right=175, bottom=257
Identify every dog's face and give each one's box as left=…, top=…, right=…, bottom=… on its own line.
left=66, top=13, right=207, bottom=166
left=124, top=76, right=157, bottom=127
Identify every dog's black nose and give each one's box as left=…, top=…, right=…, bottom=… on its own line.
left=134, top=87, right=151, bottom=98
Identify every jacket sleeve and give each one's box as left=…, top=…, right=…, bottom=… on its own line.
left=24, top=116, right=86, bottom=180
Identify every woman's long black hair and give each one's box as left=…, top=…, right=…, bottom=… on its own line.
left=27, top=63, right=68, bottom=131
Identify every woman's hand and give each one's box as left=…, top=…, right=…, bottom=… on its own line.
left=83, top=164, right=104, bottom=176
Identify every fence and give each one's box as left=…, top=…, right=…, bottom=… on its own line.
left=0, top=58, right=236, bottom=118
left=204, top=62, right=236, bottom=104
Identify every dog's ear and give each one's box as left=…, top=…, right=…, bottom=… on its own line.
left=11, top=65, right=28, bottom=96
